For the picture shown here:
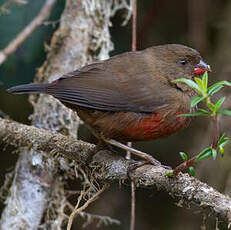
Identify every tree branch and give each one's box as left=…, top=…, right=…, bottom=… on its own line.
left=0, top=0, right=56, bottom=65
left=1, top=117, right=231, bottom=224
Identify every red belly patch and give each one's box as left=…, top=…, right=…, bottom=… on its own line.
left=122, top=112, right=163, bottom=140
left=122, top=112, right=188, bottom=140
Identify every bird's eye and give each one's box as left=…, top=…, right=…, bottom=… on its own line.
left=179, top=59, right=187, bottom=65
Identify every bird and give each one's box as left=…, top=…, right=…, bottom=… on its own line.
left=7, top=44, right=210, bottom=165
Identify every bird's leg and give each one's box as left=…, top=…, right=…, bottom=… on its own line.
left=89, top=131, right=169, bottom=168
left=96, top=139, right=118, bottom=154
left=103, top=138, right=162, bottom=166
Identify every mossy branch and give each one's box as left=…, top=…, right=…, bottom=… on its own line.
left=1, top=117, right=231, bottom=224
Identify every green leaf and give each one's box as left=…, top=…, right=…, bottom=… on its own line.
left=189, top=166, right=195, bottom=176
left=215, top=97, right=226, bottom=110
left=198, top=108, right=211, bottom=115
left=173, top=78, right=203, bottom=94
left=207, top=85, right=223, bottom=96
left=180, top=112, right=209, bottom=117
left=212, top=149, right=217, bottom=160
left=179, top=152, right=188, bottom=161
left=190, top=96, right=204, bottom=107
left=220, top=80, right=231, bottom=87
left=217, top=134, right=228, bottom=156
left=195, top=77, right=204, bottom=90
left=208, top=80, right=231, bottom=96
left=207, top=102, right=216, bottom=111
left=219, top=146, right=224, bottom=156
left=202, top=72, right=208, bottom=89
left=195, top=148, right=213, bottom=162
left=218, top=134, right=229, bottom=144
left=218, top=134, right=229, bottom=148
left=217, top=110, right=231, bottom=116
left=166, top=171, right=173, bottom=177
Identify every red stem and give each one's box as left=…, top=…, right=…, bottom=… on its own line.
left=173, top=115, right=221, bottom=175
left=212, top=116, right=219, bottom=149
left=173, top=156, right=196, bottom=175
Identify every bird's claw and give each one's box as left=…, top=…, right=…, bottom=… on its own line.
left=127, top=160, right=172, bottom=180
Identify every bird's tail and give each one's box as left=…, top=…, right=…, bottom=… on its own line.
left=7, top=83, right=50, bottom=94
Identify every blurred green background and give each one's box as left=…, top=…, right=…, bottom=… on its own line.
left=1, top=0, right=231, bottom=229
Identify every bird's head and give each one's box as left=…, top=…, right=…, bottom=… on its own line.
left=148, top=44, right=211, bottom=94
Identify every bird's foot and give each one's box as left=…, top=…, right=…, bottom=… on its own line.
left=127, top=161, right=147, bottom=180
left=86, top=140, right=119, bottom=164
left=127, top=161, right=172, bottom=180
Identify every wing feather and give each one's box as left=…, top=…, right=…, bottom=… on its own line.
left=46, top=52, right=168, bottom=112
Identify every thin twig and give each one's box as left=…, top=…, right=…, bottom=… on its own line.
left=67, top=184, right=109, bottom=230
left=67, top=186, right=91, bottom=230
left=129, top=1, right=137, bottom=230
left=130, top=181, right=136, bottom=230
left=126, top=141, right=135, bottom=230
left=212, top=116, right=220, bottom=149
left=0, top=0, right=56, bottom=65
left=173, top=156, right=196, bottom=175
left=132, top=0, right=137, bottom=52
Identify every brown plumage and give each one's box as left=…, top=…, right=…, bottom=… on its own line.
left=7, top=44, right=210, bottom=162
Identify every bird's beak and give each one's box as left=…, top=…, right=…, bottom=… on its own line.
left=194, top=60, right=211, bottom=75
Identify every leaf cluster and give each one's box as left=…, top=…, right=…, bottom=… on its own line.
left=170, top=72, right=231, bottom=176
left=173, top=72, right=231, bottom=117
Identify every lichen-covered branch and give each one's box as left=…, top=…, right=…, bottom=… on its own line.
left=1, top=117, right=231, bottom=224
left=0, top=118, right=95, bottom=163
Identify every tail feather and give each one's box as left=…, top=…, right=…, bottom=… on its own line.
left=7, top=83, right=49, bottom=94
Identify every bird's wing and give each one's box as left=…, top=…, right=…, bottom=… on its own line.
left=47, top=53, right=173, bottom=113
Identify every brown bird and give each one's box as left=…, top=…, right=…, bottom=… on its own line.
left=7, top=44, right=210, bottom=165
